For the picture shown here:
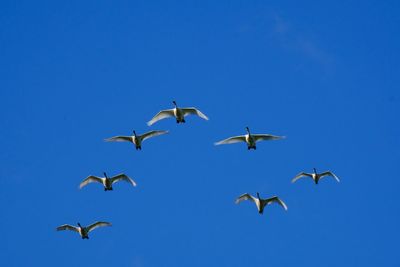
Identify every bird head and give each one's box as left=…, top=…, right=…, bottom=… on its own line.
left=245, top=127, right=250, bottom=133
left=77, top=223, right=82, bottom=227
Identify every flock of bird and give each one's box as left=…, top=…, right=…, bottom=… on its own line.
left=56, top=101, right=340, bottom=239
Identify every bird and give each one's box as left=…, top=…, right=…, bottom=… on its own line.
left=292, top=168, right=340, bottom=184
left=79, top=172, right=137, bottom=191
left=235, top=192, right=288, bottom=214
left=147, top=101, right=209, bottom=126
left=56, top=221, right=111, bottom=239
left=105, top=130, right=168, bottom=150
left=214, top=127, right=285, bottom=150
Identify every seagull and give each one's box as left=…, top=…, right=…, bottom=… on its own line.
left=105, top=130, right=168, bottom=150
left=235, top=192, right=288, bottom=214
left=56, top=221, right=111, bottom=239
left=79, top=172, right=136, bottom=191
left=147, top=101, right=209, bottom=126
left=215, top=127, right=285, bottom=150
left=292, top=168, right=340, bottom=184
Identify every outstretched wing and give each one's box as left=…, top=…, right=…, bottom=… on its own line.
left=291, top=172, right=313, bottom=183
left=235, top=193, right=256, bottom=204
left=147, top=109, right=175, bottom=126
left=56, top=224, right=79, bottom=233
left=104, top=136, right=133, bottom=143
left=182, top=107, right=209, bottom=120
left=79, top=176, right=104, bottom=189
left=320, top=171, right=340, bottom=182
left=214, top=135, right=247, bottom=145
left=253, top=134, right=285, bottom=142
left=141, top=130, right=169, bottom=142
left=86, top=221, right=112, bottom=233
left=263, top=196, right=288, bottom=211
left=110, top=173, right=137, bottom=187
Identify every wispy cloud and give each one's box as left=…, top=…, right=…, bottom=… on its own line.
left=296, top=37, right=334, bottom=68
left=272, top=14, right=289, bottom=34
left=130, top=256, right=145, bottom=267
left=270, top=14, right=335, bottom=72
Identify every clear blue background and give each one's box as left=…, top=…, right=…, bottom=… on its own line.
left=1, top=1, right=399, bottom=266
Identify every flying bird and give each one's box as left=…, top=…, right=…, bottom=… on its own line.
left=215, top=127, right=285, bottom=150
left=292, top=168, right=340, bottom=184
left=56, top=221, right=111, bottom=239
left=105, top=130, right=168, bottom=150
left=235, top=192, right=288, bottom=214
left=147, top=101, right=209, bottom=126
left=79, top=172, right=136, bottom=191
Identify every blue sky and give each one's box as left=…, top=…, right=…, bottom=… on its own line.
left=1, top=1, right=399, bottom=266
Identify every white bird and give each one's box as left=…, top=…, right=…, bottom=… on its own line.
left=105, top=130, right=168, bottom=150
left=215, top=127, right=285, bottom=150
left=79, top=172, right=136, bottom=191
left=235, top=192, right=288, bottom=214
left=56, top=221, right=111, bottom=239
left=292, top=168, right=340, bottom=184
left=147, top=101, right=209, bottom=126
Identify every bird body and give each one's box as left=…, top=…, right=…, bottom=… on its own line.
left=147, top=101, right=209, bottom=126
left=173, top=106, right=185, bottom=122
left=56, top=221, right=111, bottom=239
left=105, top=130, right=168, bottom=150
left=292, top=168, right=340, bottom=184
left=235, top=192, right=288, bottom=214
left=215, top=127, right=284, bottom=150
left=104, top=177, right=113, bottom=189
left=245, top=133, right=256, bottom=149
left=78, top=224, right=89, bottom=239
left=79, top=172, right=137, bottom=191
